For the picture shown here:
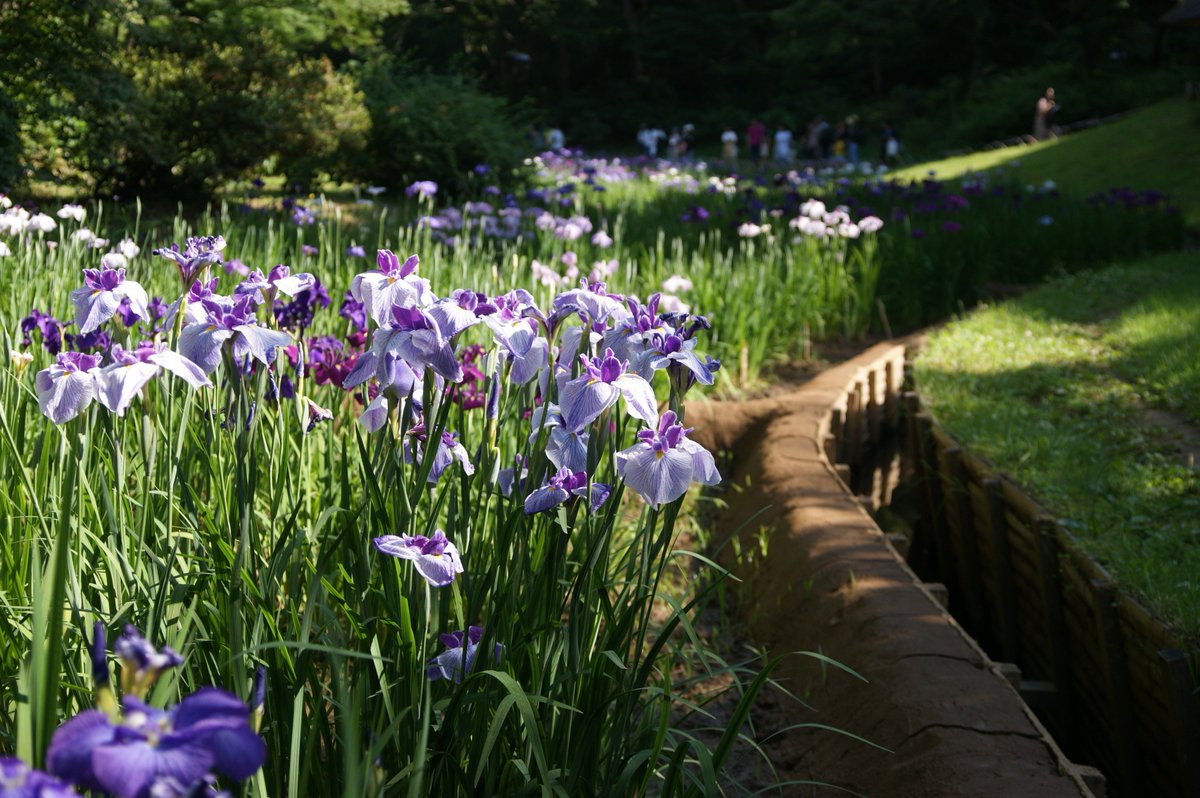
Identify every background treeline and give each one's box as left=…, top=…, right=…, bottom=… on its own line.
left=1, top=0, right=1196, bottom=196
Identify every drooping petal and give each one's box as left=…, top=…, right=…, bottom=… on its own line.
left=148, top=349, right=211, bottom=389
left=546, top=426, right=589, bottom=473
left=231, top=325, right=292, bottom=366
left=373, top=535, right=418, bottom=561
left=341, top=349, right=379, bottom=389
left=70, top=286, right=122, bottom=334
left=37, top=368, right=97, bottom=423
left=679, top=439, right=721, bottom=485
left=359, top=392, right=389, bottom=432
left=615, top=373, right=659, bottom=425
left=113, top=281, right=150, bottom=324
left=558, top=376, right=619, bottom=431
left=172, top=687, right=253, bottom=731
left=509, top=336, right=548, bottom=385
left=95, top=361, right=159, bottom=415
left=616, top=445, right=695, bottom=508
left=206, top=724, right=268, bottom=780
left=413, top=543, right=464, bottom=587
left=46, top=709, right=116, bottom=789
left=523, top=484, right=570, bottom=514
left=178, top=325, right=235, bottom=375
left=91, top=738, right=214, bottom=798
left=271, top=272, right=315, bottom=297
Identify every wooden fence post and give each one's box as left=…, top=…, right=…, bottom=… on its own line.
left=945, top=448, right=987, bottom=638
left=867, top=369, right=881, bottom=444
left=1034, top=515, right=1076, bottom=745
left=920, top=414, right=955, bottom=593
left=983, top=478, right=1021, bottom=663
left=1160, top=648, right=1200, bottom=797
left=1091, top=580, right=1141, bottom=794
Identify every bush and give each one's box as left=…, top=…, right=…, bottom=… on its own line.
left=357, top=58, right=527, bottom=194
left=0, top=88, right=21, bottom=190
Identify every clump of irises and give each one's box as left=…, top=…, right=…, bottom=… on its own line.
left=5, top=624, right=266, bottom=798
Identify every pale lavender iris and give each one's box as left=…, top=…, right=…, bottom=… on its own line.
left=603, top=294, right=667, bottom=366
left=70, top=262, right=149, bottom=334
left=552, top=279, right=626, bottom=326
left=358, top=393, right=389, bottom=433
left=178, top=296, right=292, bottom=375
left=46, top=689, right=266, bottom=798
left=349, top=250, right=435, bottom=326
left=406, top=180, right=438, bottom=200
left=0, top=757, right=77, bottom=798
left=426, top=626, right=501, bottom=683
left=523, top=468, right=611, bottom=514
left=235, top=265, right=315, bottom=305
left=35, top=352, right=101, bottom=423
left=373, top=529, right=464, bottom=587
left=528, top=404, right=589, bottom=473
left=483, top=291, right=548, bottom=385
left=152, top=236, right=226, bottom=286
left=96, top=343, right=210, bottom=416
left=343, top=305, right=462, bottom=389
left=557, top=348, right=658, bottom=432
left=616, top=411, right=720, bottom=508
left=637, top=331, right=716, bottom=392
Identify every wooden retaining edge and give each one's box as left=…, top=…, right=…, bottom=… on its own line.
left=906, top=372, right=1200, bottom=798
left=687, top=342, right=1094, bottom=798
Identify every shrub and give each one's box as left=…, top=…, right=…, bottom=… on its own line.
left=357, top=57, right=528, bottom=195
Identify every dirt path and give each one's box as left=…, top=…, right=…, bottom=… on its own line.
left=681, top=343, right=1093, bottom=797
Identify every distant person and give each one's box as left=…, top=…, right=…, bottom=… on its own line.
left=546, top=127, right=565, bottom=150
left=831, top=121, right=847, bottom=163
left=803, top=119, right=818, bottom=160
left=681, top=123, right=696, bottom=157
left=637, top=124, right=652, bottom=156
left=1034, top=87, right=1058, bottom=141
left=668, top=128, right=682, bottom=157
left=845, top=115, right=864, bottom=165
left=773, top=126, right=793, bottom=163
left=815, top=116, right=832, bottom=160
left=527, top=125, right=544, bottom=150
left=721, top=128, right=738, bottom=160
left=746, top=119, right=766, bottom=164
left=638, top=124, right=663, bottom=157
left=882, top=120, right=901, bottom=165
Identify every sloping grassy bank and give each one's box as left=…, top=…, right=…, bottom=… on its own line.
left=894, top=99, right=1200, bottom=227
left=915, top=252, right=1200, bottom=638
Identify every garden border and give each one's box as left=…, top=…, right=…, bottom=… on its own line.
left=687, top=342, right=1094, bottom=797
left=903, top=354, right=1200, bottom=798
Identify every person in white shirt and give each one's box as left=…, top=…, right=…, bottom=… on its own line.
left=721, top=129, right=738, bottom=160
left=773, top=127, right=793, bottom=163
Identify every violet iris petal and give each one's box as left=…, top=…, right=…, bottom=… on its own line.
left=373, top=529, right=464, bottom=587
left=45, top=710, right=116, bottom=790
left=0, top=756, right=78, bottom=798
left=426, top=626, right=501, bottom=683
left=616, top=411, right=720, bottom=508
left=349, top=251, right=434, bottom=327
left=96, top=343, right=210, bottom=416
left=558, top=348, right=657, bottom=431
left=35, top=352, right=101, bottom=423
left=523, top=468, right=611, bottom=515
left=358, top=393, right=389, bottom=432
left=178, top=297, right=291, bottom=375
left=528, top=404, right=589, bottom=473
left=70, top=263, right=150, bottom=334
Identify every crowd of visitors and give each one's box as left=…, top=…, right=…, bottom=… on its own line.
left=709, top=115, right=901, bottom=168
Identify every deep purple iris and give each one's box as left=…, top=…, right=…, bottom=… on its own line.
left=20, top=309, right=65, bottom=354
left=0, top=757, right=77, bottom=797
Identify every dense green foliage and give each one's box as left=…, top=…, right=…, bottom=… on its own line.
left=916, top=253, right=1200, bottom=638
left=3, top=0, right=1198, bottom=195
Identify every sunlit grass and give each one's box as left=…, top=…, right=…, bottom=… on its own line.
left=916, top=252, right=1200, bottom=637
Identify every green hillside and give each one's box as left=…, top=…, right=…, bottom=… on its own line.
left=894, top=99, right=1200, bottom=227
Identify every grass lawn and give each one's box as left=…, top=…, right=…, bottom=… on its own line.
left=915, top=252, right=1200, bottom=639
left=893, top=98, right=1200, bottom=227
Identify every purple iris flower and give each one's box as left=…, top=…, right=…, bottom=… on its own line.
left=35, top=352, right=101, bottom=424
left=349, top=250, right=435, bottom=327
left=339, top=291, right=367, bottom=331
left=346, top=244, right=367, bottom=259
left=65, top=328, right=111, bottom=355
left=114, top=624, right=184, bottom=698
left=373, top=529, right=464, bottom=587
left=483, top=290, right=548, bottom=386
left=638, top=331, right=717, bottom=396
left=70, top=262, right=149, bottom=334
left=20, top=309, right=64, bottom=354
left=301, top=244, right=319, bottom=256
left=358, top=392, right=389, bottom=433
left=528, top=404, right=589, bottom=473
left=426, top=626, right=502, bottom=683
left=178, top=295, right=292, bottom=375
left=616, top=411, right=720, bottom=508
left=46, top=689, right=266, bottom=798
left=343, top=305, right=462, bottom=390
left=406, top=180, right=438, bottom=200
left=0, top=757, right=77, bottom=798
left=557, top=349, right=658, bottom=432
left=152, top=236, right=226, bottom=286
left=403, top=427, right=475, bottom=483
left=273, top=279, right=330, bottom=331
left=603, top=294, right=667, bottom=365
left=552, top=280, right=625, bottom=326
left=523, top=467, right=611, bottom=515
left=95, top=342, right=210, bottom=416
